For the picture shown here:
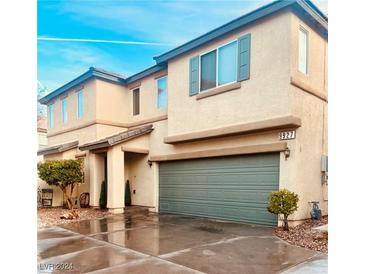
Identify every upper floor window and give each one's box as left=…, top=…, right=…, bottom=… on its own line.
left=200, top=40, right=237, bottom=92
left=49, top=104, right=54, bottom=129
left=157, top=77, right=167, bottom=109
left=299, top=27, right=308, bottom=74
left=77, top=90, right=84, bottom=119
left=133, top=88, right=140, bottom=116
left=62, top=98, right=68, bottom=124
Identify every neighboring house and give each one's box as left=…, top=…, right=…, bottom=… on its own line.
left=37, top=117, right=63, bottom=207
left=38, top=0, right=328, bottom=226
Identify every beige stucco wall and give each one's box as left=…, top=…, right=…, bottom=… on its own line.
left=125, top=152, right=154, bottom=207
left=95, top=79, right=129, bottom=123
left=285, top=12, right=328, bottom=220
left=47, top=74, right=168, bottom=147
left=166, top=10, right=292, bottom=136
left=148, top=120, right=288, bottom=158
left=47, top=79, right=97, bottom=136
left=48, top=124, right=128, bottom=147
left=288, top=87, right=327, bottom=220
left=290, top=13, right=327, bottom=98
left=95, top=124, right=126, bottom=140
left=38, top=131, right=48, bottom=149
left=89, top=152, right=106, bottom=207
left=37, top=176, right=64, bottom=207
left=127, top=74, right=168, bottom=123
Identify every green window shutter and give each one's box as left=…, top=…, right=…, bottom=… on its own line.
left=237, top=33, right=251, bottom=81
left=189, top=56, right=199, bottom=96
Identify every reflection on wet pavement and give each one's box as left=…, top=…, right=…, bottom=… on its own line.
left=38, top=213, right=321, bottom=274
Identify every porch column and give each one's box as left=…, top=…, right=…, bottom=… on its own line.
left=151, top=161, right=159, bottom=212
left=107, top=145, right=125, bottom=213
left=89, top=152, right=104, bottom=207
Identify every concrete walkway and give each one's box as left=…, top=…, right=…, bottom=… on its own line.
left=280, top=255, right=328, bottom=274
left=38, top=212, right=326, bottom=273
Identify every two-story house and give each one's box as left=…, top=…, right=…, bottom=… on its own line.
left=38, top=0, right=328, bottom=226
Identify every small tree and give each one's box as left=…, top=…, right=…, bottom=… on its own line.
left=38, top=159, right=84, bottom=212
left=267, top=189, right=299, bottom=231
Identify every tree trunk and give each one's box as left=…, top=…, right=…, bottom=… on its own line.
left=70, top=183, right=75, bottom=199
left=283, top=215, right=289, bottom=231
left=59, top=186, right=79, bottom=219
left=68, top=183, right=79, bottom=218
left=60, top=186, right=73, bottom=210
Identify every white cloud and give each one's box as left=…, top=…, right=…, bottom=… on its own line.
left=50, top=1, right=275, bottom=46
left=311, top=0, right=328, bottom=15
left=49, top=0, right=327, bottom=49
left=37, top=42, right=132, bottom=91
left=38, top=37, right=172, bottom=46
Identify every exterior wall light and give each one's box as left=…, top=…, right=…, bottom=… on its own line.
left=147, top=160, right=152, bottom=167
left=284, top=147, right=290, bottom=160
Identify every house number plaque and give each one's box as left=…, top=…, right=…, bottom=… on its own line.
left=279, top=130, right=296, bottom=140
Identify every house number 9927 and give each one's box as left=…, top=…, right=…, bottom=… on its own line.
left=279, top=130, right=296, bottom=140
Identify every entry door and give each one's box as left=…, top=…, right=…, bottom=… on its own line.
left=159, top=153, right=280, bottom=226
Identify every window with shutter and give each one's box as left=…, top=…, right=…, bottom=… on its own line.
left=189, top=34, right=250, bottom=96
left=189, top=56, right=199, bottom=96
left=237, top=34, right=251, bottom=81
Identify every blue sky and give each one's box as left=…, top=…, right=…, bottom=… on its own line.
left=37, top=0, right=327, bottom=92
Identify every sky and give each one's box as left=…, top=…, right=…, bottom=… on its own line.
left=37, top=0, right=328, bottom=93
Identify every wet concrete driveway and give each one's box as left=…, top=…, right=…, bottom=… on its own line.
left=38, top=212, right=323, bottom=273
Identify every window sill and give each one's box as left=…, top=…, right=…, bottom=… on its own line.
left=196, top=82, right=241, bottom=100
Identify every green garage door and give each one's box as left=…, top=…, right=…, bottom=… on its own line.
left=159, top=153, right=279, bottom=226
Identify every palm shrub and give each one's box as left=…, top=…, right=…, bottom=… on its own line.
left=267, top=189, right=299, bottom=231
left=99, top=180, right=107, bottom=209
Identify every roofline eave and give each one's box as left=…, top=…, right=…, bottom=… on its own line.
left=153, top=0, right=327, bottom=64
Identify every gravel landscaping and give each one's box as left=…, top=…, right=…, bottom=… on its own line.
left=275, top=216, right=328, bottom=253
left=37, top=207, right=113, bottom=228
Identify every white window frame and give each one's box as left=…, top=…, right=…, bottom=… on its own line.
left=62, top=97, right=68, bottom=124
left=77, top=90, right=84, bottom=119
left=156, top=76, right=168, bottom=109
left=199, top=39, right=238, bottom=93
left=298, top=27, right=309, bottom=74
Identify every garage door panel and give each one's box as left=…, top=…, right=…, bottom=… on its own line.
left=160, top=188, right=273, bottom=203
left=159, top=153, right=279, bottom=226
left=160, top=200, right=277, bottom=226
left=161, top=198, right=272, bottom=209
left=160, top=174, right=278, bottom=185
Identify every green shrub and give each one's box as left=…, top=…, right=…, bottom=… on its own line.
left=267, top=189, right=299, bottom=231
left=125, top=180, right=131, bottom=206
left=99, top=180, right=107, bottom=209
